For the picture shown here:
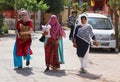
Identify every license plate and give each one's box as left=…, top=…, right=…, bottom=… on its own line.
left=101, top=43, right=109, bottom=46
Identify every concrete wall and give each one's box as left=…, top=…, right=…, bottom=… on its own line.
left=61, top=8, right=69, bottom=26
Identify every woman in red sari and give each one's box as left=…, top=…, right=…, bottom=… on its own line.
left=43, top=15, right=66, bottom=71
left=13, top=10, right=33, bottom=69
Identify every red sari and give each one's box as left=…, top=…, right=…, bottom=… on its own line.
left=16, top=20, right=33, bottom=56
left=44, top=15, right=66, bottom=69
left=45, top=38, right=60, bottom=68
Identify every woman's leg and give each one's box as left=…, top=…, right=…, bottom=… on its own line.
left=58, top=38, right=65, bottom=64
left=45, top=38, right=60, bottom=70
left=79, top=46, right=90, bottom=72
left=24, top=48, right=31, bottom=66
left=43, top=38, right=50, bottom=72
left=13, top=43, right=23, bottom=68
left=69, top=25, right=74, bottom=40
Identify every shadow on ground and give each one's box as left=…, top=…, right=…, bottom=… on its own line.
left=77, top=71, right=102, bottom=80
left=14, top=67, right=34, bottom=76
left=44, top=69, right=67, bottom=77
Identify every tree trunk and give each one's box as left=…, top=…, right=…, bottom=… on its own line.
left=109, top=8, right=113, bottom=23
left=114, top=11, right=119, bottom=50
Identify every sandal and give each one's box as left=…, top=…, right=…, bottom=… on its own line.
left=44, top=67, right=49, bottom=72
left=80, top=68, right=87, bottom=73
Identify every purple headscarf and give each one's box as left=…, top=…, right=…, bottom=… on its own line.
left=47, top=15, right=66, bottom=39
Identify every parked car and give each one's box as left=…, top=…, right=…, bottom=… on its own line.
left=75, top=13, right=116, bottom=52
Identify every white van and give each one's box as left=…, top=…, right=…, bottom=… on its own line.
left=75, top=13, right=116, bottom=52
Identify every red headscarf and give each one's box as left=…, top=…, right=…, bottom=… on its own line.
left=47, top=15, right=66, bottom=39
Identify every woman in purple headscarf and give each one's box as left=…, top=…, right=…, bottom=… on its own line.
left=43, top=15, right=66, bottom=71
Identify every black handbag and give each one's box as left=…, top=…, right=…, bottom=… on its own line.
left=39, top=35, right=45, bottom=42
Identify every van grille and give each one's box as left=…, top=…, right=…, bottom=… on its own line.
left=95, top=35, right=110, bottom=40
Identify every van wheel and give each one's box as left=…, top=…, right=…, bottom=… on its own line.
left=110, top=48, right=119, bottom=53
left=110, top=48, right=115, bottom=52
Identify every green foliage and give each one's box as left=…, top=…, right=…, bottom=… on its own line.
left=44, top=0, right=64, bottom=15
left=0, top=0, right=49, bottom=15
left=38, top=0, right=49, bottom=12
left=72, top=2, right=80, bottom=16
left=0, top=0, right=14, bottom=10
left=81, top=2, right=89, bottom=13
left=64, top=0, right=71, bottom=6
left=0, top=14, right=4, bottom=29
left=0, top=0, right=14, bottom=34
left=17, top=0, right=49, bottom=12
left=108, top=0, right=120, bottom=15
left=2, top=24, right=8, bottom=33
left=108, top=0, right=120, bottom=19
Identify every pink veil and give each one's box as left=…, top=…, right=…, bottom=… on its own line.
left=47, top=15, right=66, bottom=39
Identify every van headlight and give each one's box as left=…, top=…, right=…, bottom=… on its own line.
left=111, top=33, right=116, bottom=40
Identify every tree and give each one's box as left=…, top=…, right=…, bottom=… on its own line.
left=0, top=0, right=8, bottom=34
left=44, top=0, right=64, bottom=15
left=108, top=0, right=120, bottom=50
left=0, top=0, right=14, bottom=10
left=17, top=0, right=49, bottom=12
left=43, top=0, right=64, bottom=25
left=64, top=0, right=71, bottom=6
left=72, top=2, right=80, bottom=16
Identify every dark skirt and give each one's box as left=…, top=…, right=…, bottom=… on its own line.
left=76, top=37, right=89, bottom=58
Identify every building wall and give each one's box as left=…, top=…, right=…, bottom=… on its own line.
left=3, top=10, right=15, bottom=18
left=42, top=8, right=69, bottom=26
left=61, top=8, right=69, bottom=25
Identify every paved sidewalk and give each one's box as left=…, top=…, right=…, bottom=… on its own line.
left=0, top=30, right=120, bottom=82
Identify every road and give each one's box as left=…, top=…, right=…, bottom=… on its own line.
left=0, top=29, right=120, bottom=82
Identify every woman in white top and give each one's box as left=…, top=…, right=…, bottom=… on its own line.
left=73, top=15, right=98, bottom=73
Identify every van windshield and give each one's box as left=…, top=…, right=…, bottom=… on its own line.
left=87, top=17, right=112, bottom=30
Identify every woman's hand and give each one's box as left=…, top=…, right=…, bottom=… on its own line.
left=55, top=40, right=59, bottom=45
left=15, top=30, right=20, bottom=38
left=42, top=31, right=48, bottom=36
left=93, top=40, right=99, bottom=47
left=73, top=39, right=76, bottom=48
left=19, top=28, right=33, bottom=35
left=20, top=23, right=24, bottom=27
left=19, top=31, right=26, bottom=35
left=73, top=43, right=76, bottom=48
left=55, top=37, right=62, bottom=45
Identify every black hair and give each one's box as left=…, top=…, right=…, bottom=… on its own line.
left=81, top=16, right=87, bottom=20
left=71, top=11, right=75, bottom=14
